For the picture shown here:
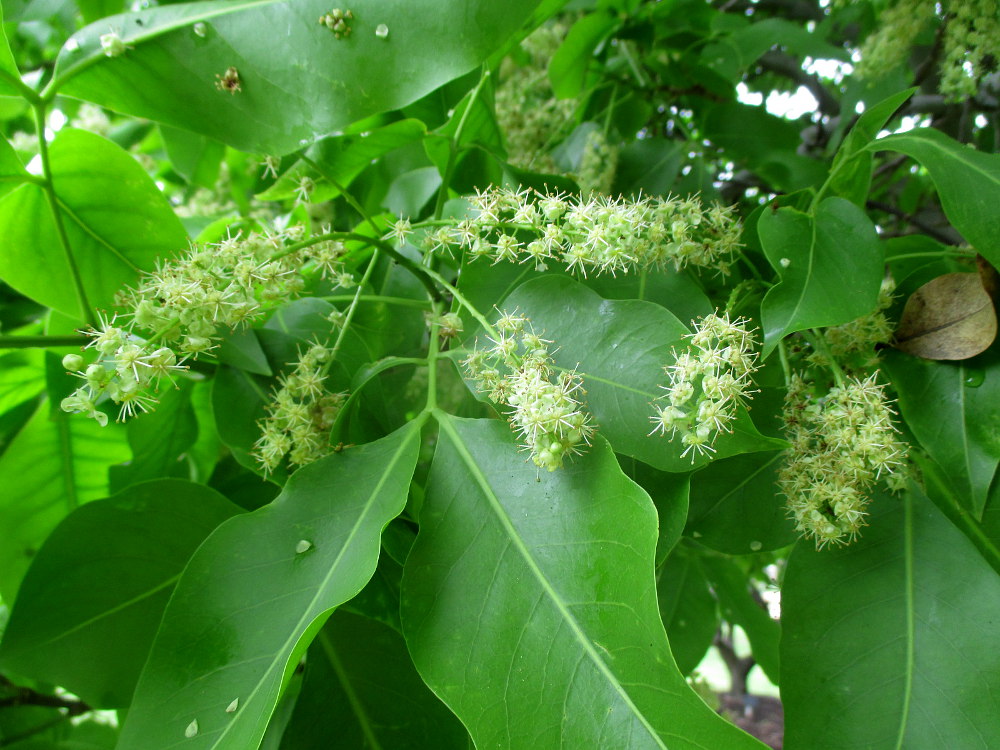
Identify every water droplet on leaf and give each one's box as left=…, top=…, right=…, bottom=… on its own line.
left=375, top=23, right=389, bottom=38
left=750, top=540, right=762, bottom=551
left=964, top=368, right=985, bottom=388
left=295, top=539, right=313, bottom=554
left=226, top=697, right=239, bottom=713
left=184, top=719, right=199, bottom=738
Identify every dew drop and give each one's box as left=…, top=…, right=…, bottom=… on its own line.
left=749, top=540, right=762, bottom=552
left=375, top=23, right=389, bottom=39
left=193, top=22, right=207, bottom=38
left=184, top=719, right=199, bottom=738
left=65, top=38, right=80, bottom=52
left=964, top=368, right=985, bottom=388
left=295, top=539, right=313, bottom=554
left=225, top=697, right=239, bottom=713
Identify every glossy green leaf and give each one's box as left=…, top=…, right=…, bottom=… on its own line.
left=883, top=350, right=1000, bottom=517
left=0, top=350, right=45, bottom=417
left=781, top=486, right=1000, bottom=748
left=656, top=549, right=719, bottom=676
left=108, top=381, right=198, bottom=493
left=699, top=556, right=780, bottom=685
left=401, top=415, right=765, bottom=749
left=55, top=0, right=539, bottom=155
left=871, top=128, right=1000, bottom=267
left=258, top=119, right=427, bottom=202
left=0, top=479, right=240, bottom=708
left=758, top=197, right=883, bottom=355
left=0, top=129, right=188, bottom=320
left=827, top=88, right=915, bottom=205
left=0, top=401, right=130, bottom=601
left=277, top=611, right=469, bottom=749
left=628, top=462, right=690, bottom=565
left=686, top=451, right=796, bottom=554
left=0, top=134, right=30, bottom=203
left=117, top=420, right=421, bottom=749
left=0, top=3, right=22, bottom=97
left=612, top=137, right=684, bottom=197
left=215, top=327, right=272, bottom=376
left=548, top=10, right=619, bottom=99
left=503, top=275, right=784, bottom=471
left=161, top=125, right=225, bottom=189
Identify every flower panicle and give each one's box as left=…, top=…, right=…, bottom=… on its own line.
left=648, top=312, right=760, bottom=460
left=403, top=186, right=741, bottom=278
left=462, top=312, right=595, bottom=472
left=60, top=227, right=353, bottom=425
left=253, top=343, right=348, bottom=474
left=779, top=372, right=908, bottom=549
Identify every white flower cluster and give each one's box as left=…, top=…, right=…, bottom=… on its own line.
left=254, top=344, right=347, bottom=474
left=415, top=187, right=740, bottom=278
left=779, top=374, right=907, bottom=548
left=60, top=228, right=351, bottom=424
left=649, top=313, right=759, bottom=459
left=462, top=312, right=594, bottom=472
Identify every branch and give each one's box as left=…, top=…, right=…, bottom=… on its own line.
left=713, top=629, right=755, bottom=698
left=0, top=676, right=90, bottom=716
left=866, top=200, right=963, bottom=246
left=716, top=0, right=824, bottom=22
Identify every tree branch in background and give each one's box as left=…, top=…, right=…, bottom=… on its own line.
left=0, top=675, right=90, bottom=715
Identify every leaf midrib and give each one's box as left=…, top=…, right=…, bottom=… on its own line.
left=167, top=423, right=417, bottom=749
left=435, top=411, right=667, bottom=748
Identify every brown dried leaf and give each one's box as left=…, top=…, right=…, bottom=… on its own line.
left=977, top=254, right=1000, bottom=302
left=894, top=272, right=997, bottom=360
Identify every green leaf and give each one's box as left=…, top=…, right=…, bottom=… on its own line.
left=277, top=611, right=469, bottom=749
left=160, top=125, right=225, bottom=189
left=699, top=556, right=780, bottom=685
left=503, top=275, right=784, bottom=471
left=628, top=462, right=690, bottom=565
left=0, top=350, right=45, bottom=417
left=656, top=549, right=719, bottom=676
left=758, top=197, right=883, bottom=355
left=0, top=134, right=31, bottom=203
left=883, top=350, right=1000, bottom=517
left=781, top=486, right=1000, bottom=748
left=0, top=479, right=240, bottom=708
left=611, top=137, right=684, bottom=197
left=827, top=87, right=915, bottom=205
left=257, top=119, right=427, bottom=203
left=401, top=415, right=766, bottom=749
left=55, top=0, right=540, bottom=155
left=108, top=381, right=198, bottom=493
left=0, top=129, right=188, bottom=320
left=0, top=401, right=130, bottom=601
left=703, top=102, right=828, bottom=192
left=117, top=420, right=421, bottom=749
left=686, top=451, right=796, bottom=554
left=870, top=128, right=1000, bottom=267
left=548, top=10, right=619, bottom=99
left=0, top=3, right=23, bottom=97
